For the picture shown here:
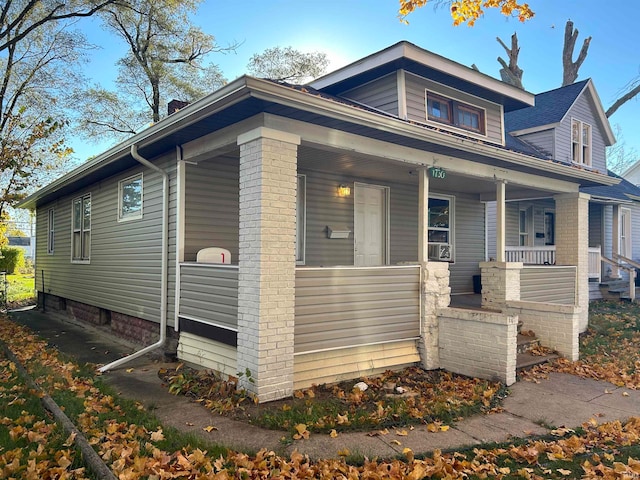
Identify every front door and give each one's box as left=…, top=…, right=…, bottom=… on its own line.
left=354, top=183, right=387, bottom=266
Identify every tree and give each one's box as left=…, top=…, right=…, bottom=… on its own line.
left=0, top=0, right=118, bottom=53
left=75, top=0, right=233, bottom=142
left=562, top=20, right=591, bottom=87
left=496, top=33, right=523, bottom=89
left=606, top=125, right=638, bottom=174
left=398, top=0, right=534, bottom=26
left=247, top=46, right=330, bottom=84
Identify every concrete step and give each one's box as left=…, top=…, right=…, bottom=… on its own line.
left=516, top=351, right=559, bottom=371
left=517, top=333, right=539, bottom=354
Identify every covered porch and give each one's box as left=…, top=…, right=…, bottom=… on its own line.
left=171, top=118, right=594, bottom=401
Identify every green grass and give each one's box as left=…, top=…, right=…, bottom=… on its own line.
left=5, top=273, right=36, bottom=304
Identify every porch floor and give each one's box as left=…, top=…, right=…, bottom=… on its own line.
left=449, top=294, right=482, bottom=310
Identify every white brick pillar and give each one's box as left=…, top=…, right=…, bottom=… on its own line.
left=480, top=261, right=522, bottom=311
left=420, top=262, right=450, bottom=370
left=236, top=127, right=300, bottom=402
left=555, top=192, right=590, bottom=332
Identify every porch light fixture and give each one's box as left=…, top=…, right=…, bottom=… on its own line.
left=337, top=184, right=351, bottom=197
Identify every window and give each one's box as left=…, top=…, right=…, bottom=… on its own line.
left=47, top=208, right=55, bottom=254
left=72, top=194, right=91, bottom=262
left=571, top=119, right=591, bottom=165
left=296, top=174, right=306, bottom=264
left=519, top=209, right=530, bottom=246
left=428, top=195, right=454, bottom=261
left=118, top=173, right=143, bottom=221
left=621, top=208, right=632, bottom=258
left=426, top=91, right=486, bottom=135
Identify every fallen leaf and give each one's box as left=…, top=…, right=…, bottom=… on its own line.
left=185, top=422, right=194, bottom=426
left=125, top=368, right=134, bottom=373
left=202, top=425, right=217, bottom=432
left=403, top=447, right=414, bottom=462
left=396, top=429, right=408, bottom=436
left=337, top=449, right=350, bottom=457
left=557, top=468, right=572, bottom=476
left=150, top=428, right=164, bottom=441
left=622, top=392, right=630, bottom=397
left=329, top=429, right=338, bottom=438
left=63, top=432, right=77, bottom=447
left=439, top=425, right=450, bottom=432
left=390, top=440, right=402, bottom=445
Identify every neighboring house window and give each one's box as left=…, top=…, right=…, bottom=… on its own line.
left=72, top=194, right=91, bottom=262
left=296, top=174, right=306, bottom=264
left=426, top=91, right=486, bottom=135
left=428, top=195, right=454, bottom=261
left=571, top=119, right=592, bottom=165
left=118, top=173, right=143, bottom=221
left=47, top=208, right=55, bottom=254
left=621, top=208, right=632, bottom=258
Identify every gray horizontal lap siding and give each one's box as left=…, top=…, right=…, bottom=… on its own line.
left=294, top=267, right=420, bottom=353
left=179, top=265, right=238, bottom=330
left=404, top=72, right=504, bottom=145
left=340, top=73, right=399, bottom=116
left=556, top=91, right=607, bottom=171
left=589, top=203, right=603, bottom=249
left=35, top=153, right=177, bottom=325
left=516, top=130, right=554, bottom=158
left=520, top=266, right=576, bottom=304
left=450, top=194, right=485, bottom=292
left=184, top=156, right=239, bottom=263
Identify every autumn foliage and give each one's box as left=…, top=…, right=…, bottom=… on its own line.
left=399, top=0, right=535, bottom=26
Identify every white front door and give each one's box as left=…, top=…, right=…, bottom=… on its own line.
left=354, top=183, right=387, bottom=266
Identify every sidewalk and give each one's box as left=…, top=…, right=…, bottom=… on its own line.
left=8, top=307, right=640, bottom=460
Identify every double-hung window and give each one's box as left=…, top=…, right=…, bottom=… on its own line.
left=426, top=92, right=486, bottom=135
left=428, top=195, right=454, bottom=261
left=571, top=119, right=592, bottom=166
left=118, top=173, right=143, bottom=221
left=621, top=208, right=632, bottom=258
left=72, top=194, right=91, bottom=262
left=47, top=209, right=55, bottom=254
left=296, top=174, right=306, bottom=264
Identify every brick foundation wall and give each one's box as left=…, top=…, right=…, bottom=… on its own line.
left=438, top=307, right=518, bottom=385
left=111, top=311, right=159, bottom=345
left=67, top=299, right=105, bottom=325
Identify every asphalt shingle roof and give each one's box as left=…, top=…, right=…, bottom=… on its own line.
left=505, top=80, right=589, bottom=133
left=581, top=170, right=640, bottom=201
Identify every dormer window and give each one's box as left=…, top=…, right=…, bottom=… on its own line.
left=571, top=119, right=591, bottom=166
left=426, top=91, right=486, bottom=135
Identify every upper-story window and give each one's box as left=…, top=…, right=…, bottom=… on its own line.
left=47, top=208, right=55, bottom=254
left=426, top=91, right=486, bottom=135
left=571, top=119, right=591, bottom=166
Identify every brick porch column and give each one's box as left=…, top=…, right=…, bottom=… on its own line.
left=236, top=127, right=300, bottom=402
left=480, top=261, right=522, bottom=311
left=555, top=192, right=590, bottom=332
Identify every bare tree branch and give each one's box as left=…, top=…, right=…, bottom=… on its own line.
left=496, top=32, right=523, bottom=89
left=562, top=20, right=591, bottom=86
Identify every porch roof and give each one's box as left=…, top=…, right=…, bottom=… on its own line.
left=19, top=75, right=618, bottom=210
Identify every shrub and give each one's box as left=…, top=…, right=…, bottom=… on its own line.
left=0, top=247, right=25, bottom=274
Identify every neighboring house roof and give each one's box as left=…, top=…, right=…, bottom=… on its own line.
left=621, top=158, right=640, bottom=183
left=505, top=79, right=616, bottom=146
left=582, top=170, right=640, bottom=203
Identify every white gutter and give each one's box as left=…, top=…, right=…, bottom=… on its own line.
left=98, top=144, right=169, bottom=372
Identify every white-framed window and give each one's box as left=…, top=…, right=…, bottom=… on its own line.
left=47, top=208, right=55, bottom=254
left=426, top=91, right=486, bottom=135
left=72, top=194, right=91, bottom=262
left=621, top=207, right=632, bottom=258
left=428, top=194, right=455, bottom=262
left=571, top=119, right=592, bottom=166
left=296, top=174, right=306, bottom=264
left=118, top=173, right=143, bottom=221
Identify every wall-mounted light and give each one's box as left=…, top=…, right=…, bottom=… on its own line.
left=337, top=184, right=351, bottom=197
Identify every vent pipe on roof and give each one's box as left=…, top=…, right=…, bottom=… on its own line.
left=99, top=144, right=169, bottom=373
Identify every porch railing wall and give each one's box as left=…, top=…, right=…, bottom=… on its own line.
left=294, top=266, right=421, bottom=354
left=505, top=246, right=555, bottom=264
left=520, top=265, right=576, bottom=305
left=178, top=263, right=239, bottom=331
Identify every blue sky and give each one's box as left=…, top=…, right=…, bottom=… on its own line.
left=74, top=0, right=640, bottom=162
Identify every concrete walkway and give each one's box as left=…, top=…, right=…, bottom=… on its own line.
left=8, top=308, right=640, bottom=460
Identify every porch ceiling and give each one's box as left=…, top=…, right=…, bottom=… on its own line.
left=297, top=145, right=556, bottom=200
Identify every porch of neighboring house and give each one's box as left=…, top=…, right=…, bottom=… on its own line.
left=171, top=124, right=590, bottom=402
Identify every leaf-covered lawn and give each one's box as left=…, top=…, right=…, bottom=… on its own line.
left=5, top=273, right=36, bottom=308
left=3, top=303, right=640, bottom=479
left=522, top=300, right=640, bottom=388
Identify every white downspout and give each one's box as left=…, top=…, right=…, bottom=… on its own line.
left=99, top=144, right=169, bottom=372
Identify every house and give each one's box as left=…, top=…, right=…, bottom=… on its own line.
left=18, top=42, right=618, bottom=402
left=487, top=79, right=640, bottom=300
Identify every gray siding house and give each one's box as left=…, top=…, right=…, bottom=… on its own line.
left=19, top=42, right=617, bottom=402
left=489, top=79, right=640, bottom=298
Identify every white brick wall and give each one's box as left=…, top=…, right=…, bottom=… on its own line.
left=419, top=262, right=451, bottom=370
left=438, top=307, right=518, bottom=385
left=237, top=128, right=300, bottom=402
left=479, top=261, right=522, bottom=310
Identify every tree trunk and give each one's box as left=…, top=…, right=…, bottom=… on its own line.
left=496, top=32, right=524, bottom=89
left=562, top=20, right=591, bottom=86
